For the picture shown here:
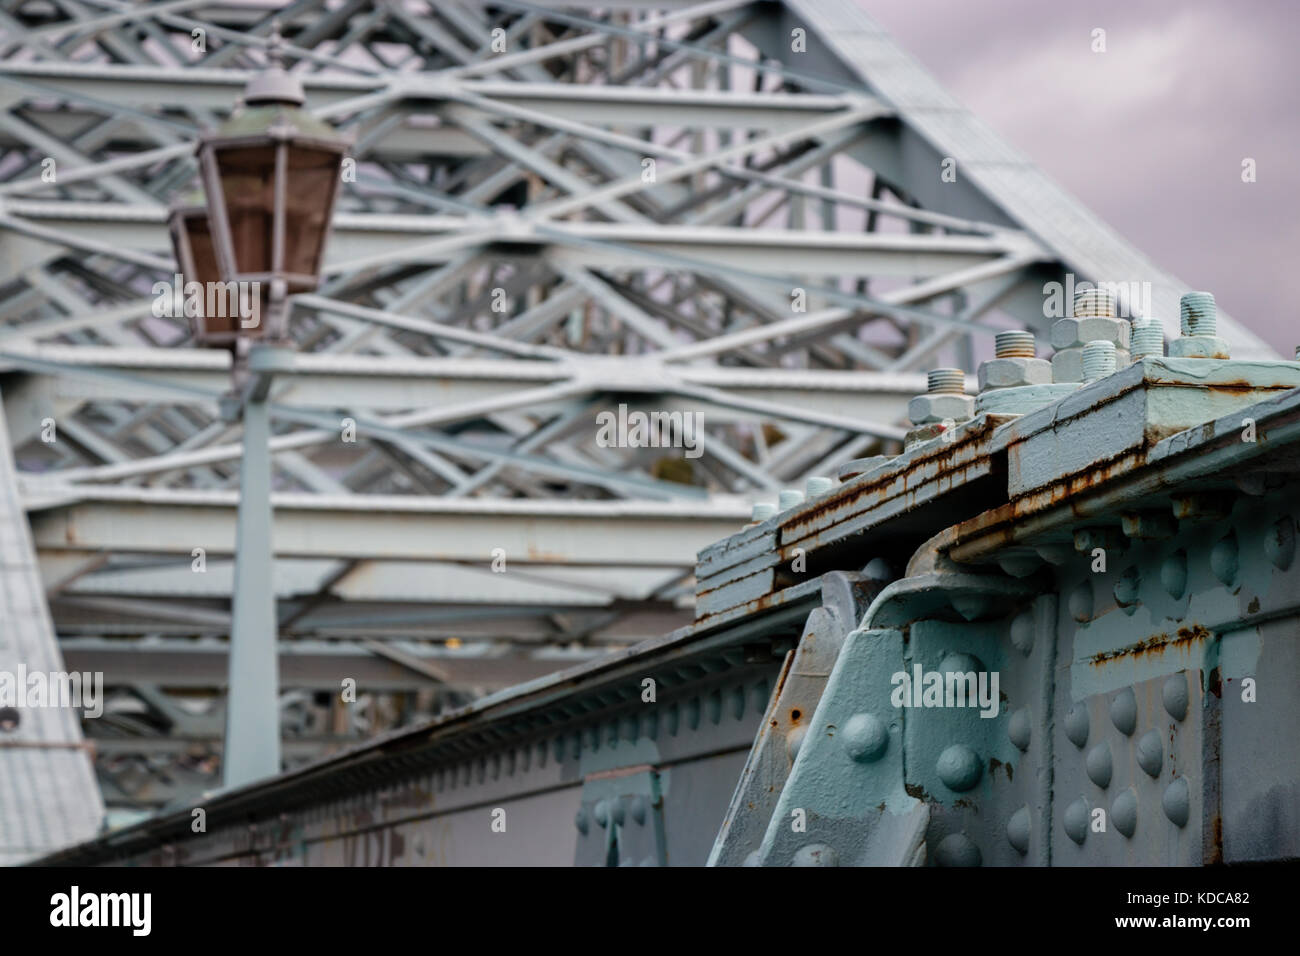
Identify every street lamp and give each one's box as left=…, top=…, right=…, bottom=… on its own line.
left=168, top=27, right=349, bottom=789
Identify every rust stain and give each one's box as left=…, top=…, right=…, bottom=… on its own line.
left=1088, top=624, right=1213, bottom=667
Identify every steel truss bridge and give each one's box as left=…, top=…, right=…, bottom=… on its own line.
left=0, top=0, right=1275, bottom=859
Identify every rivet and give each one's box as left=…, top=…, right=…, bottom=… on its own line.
left=1113, top=566, right=1141, bottom=615
left=1110, top=688, right=1137, bottom=736
left=843, top=712, right=888, bottom=763
left=1137, top=729, right=1164, bottom=778
left=1006, top=807, right=1031, bottom=856
left=1063, top=797, right=1089, bottom=845
left=939, top=651, right=985, bottom=675
left=1112, top=788, right=1138, bottom=838
left=787, top=725, right=807, bottom=763
left=792, top=843, right=839, bottom=866
left=1161, top=550, right=1188, bottom=599
left=934, top=833, right=982, bottom=867
left=1163, top=778, right=1190, bottom=828
left=1162, top=672, right=1189, bottom=721
left=1211, top=531, right=1239, bottom=586
left=1085, top=743, right=1113, bottom=789
left=936, top=744, right=983, bottom=792
left=630, top=795, right=648, bottom=826
left=1007, top=708, right=1032, bottom=752
left=1064, top=703, right=1090, bottom=749
left=1068, top=580, right=1094, bottom=624
left=1265, top=516, right=1296, bottom=570
left=1009, top=610, right=1035, bottom=655
left=575, top=808, right=589, bottom=835
left=594, top=800, right=609, bottom=828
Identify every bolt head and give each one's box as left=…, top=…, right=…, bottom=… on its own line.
left=1167, top=335, right=1229, bottom=359
left=908, top=392, right=974, bottom=425
left=977, top=357, right=1052, bottom=391
left=1049, top=316, right=1131, bottom=351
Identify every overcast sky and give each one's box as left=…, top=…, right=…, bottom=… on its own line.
left=860, top=0, right=1299, bottom=356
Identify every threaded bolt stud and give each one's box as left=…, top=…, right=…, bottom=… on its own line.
left=1082, top=340, right=1117, bottom=382
left=1179, top=291, right=1216, bottom=337
left=994, top=330, right=1036, bottom=358
left=927, top=368, right=966, bottom=394
left=1073, top=288, right=1116, bottom=318
left=1131, top=320, right=1164, bottom=360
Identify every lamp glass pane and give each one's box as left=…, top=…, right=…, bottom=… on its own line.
left=216, top=145, right=277, bottom=275
left=186, top=214, right=238, bottom=338
left=283, top=146, right=340, bottom=279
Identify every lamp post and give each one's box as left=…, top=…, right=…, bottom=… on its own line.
left=168, top=28, right=349, bottom=789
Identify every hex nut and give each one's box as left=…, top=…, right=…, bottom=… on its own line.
left=908, top=392, right=975, bottom=424
left=1050, top=316, right=1131, bottom=351
left=1167, top=335, right=1229, bottom=359
left=978, top=357, right=1052, bottom=391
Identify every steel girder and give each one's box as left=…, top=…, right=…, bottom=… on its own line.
left=0, top=0, right=1273, bottom=820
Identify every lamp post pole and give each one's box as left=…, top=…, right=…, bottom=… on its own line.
left=169, top=24, right=349, bottom=789
left=222, top=341, right=280, bottom=787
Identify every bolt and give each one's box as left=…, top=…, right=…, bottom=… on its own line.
left=1082, top=340, right=1117, bottom=382
left=805, top=475, right=834, bottom=498
left=1131, top=319, right=1164, bottom=360
left=750, top=502, right=776, bottom=522
left=1073, top=287, right=1116, bottom=318
left=927, top=368, right=966, bottom=394
left=778, top=489, right=804, bottom=511
left=1179, top=291, right=1216, bottom=336
left=994, top=330, right=1036, bottom=358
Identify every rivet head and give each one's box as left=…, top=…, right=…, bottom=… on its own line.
left=843, top=712, right=888, bottom=763
left=575, top=808, right=589, bottom=835
left=1112, top=788, right=1138, bottom=838
left=1161, top=550, right=1188, bottom=599
left=1063, top=797, right=1089, bottom=845
left=936, top=744, right=983, bottom=792
left=1163, top=778, right=1190, bottom=828
left=1009, top=610, right=1035, bottom=655
left=630, top=795, right=648, bottom=826
left=1068, top=580, right=1094, bottom=624
left=934, top=833, right=982, bottom=867
left=786, top=725, right=807, bottom=763
left=1006, top=807, right=1031, bottom=856
left=1064, top=703, right=1090, bottom=749
left=1211, top=532, right=1239, bottom=586
left=1137, top=729, right=1164, bottom=778
left=1007, top=708, right=1032, bottom=752
left=1162, top=672, right=1189, bottom=721
left=1265, top=516, right=1296, bottom=570
left=1110, top=688, right=1138, bottom=736
left=792, top=843, right=838, bottom=867
left=1085, top=743, right=1113, bottom=789
left=594, top=800, right=610, bottom=828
